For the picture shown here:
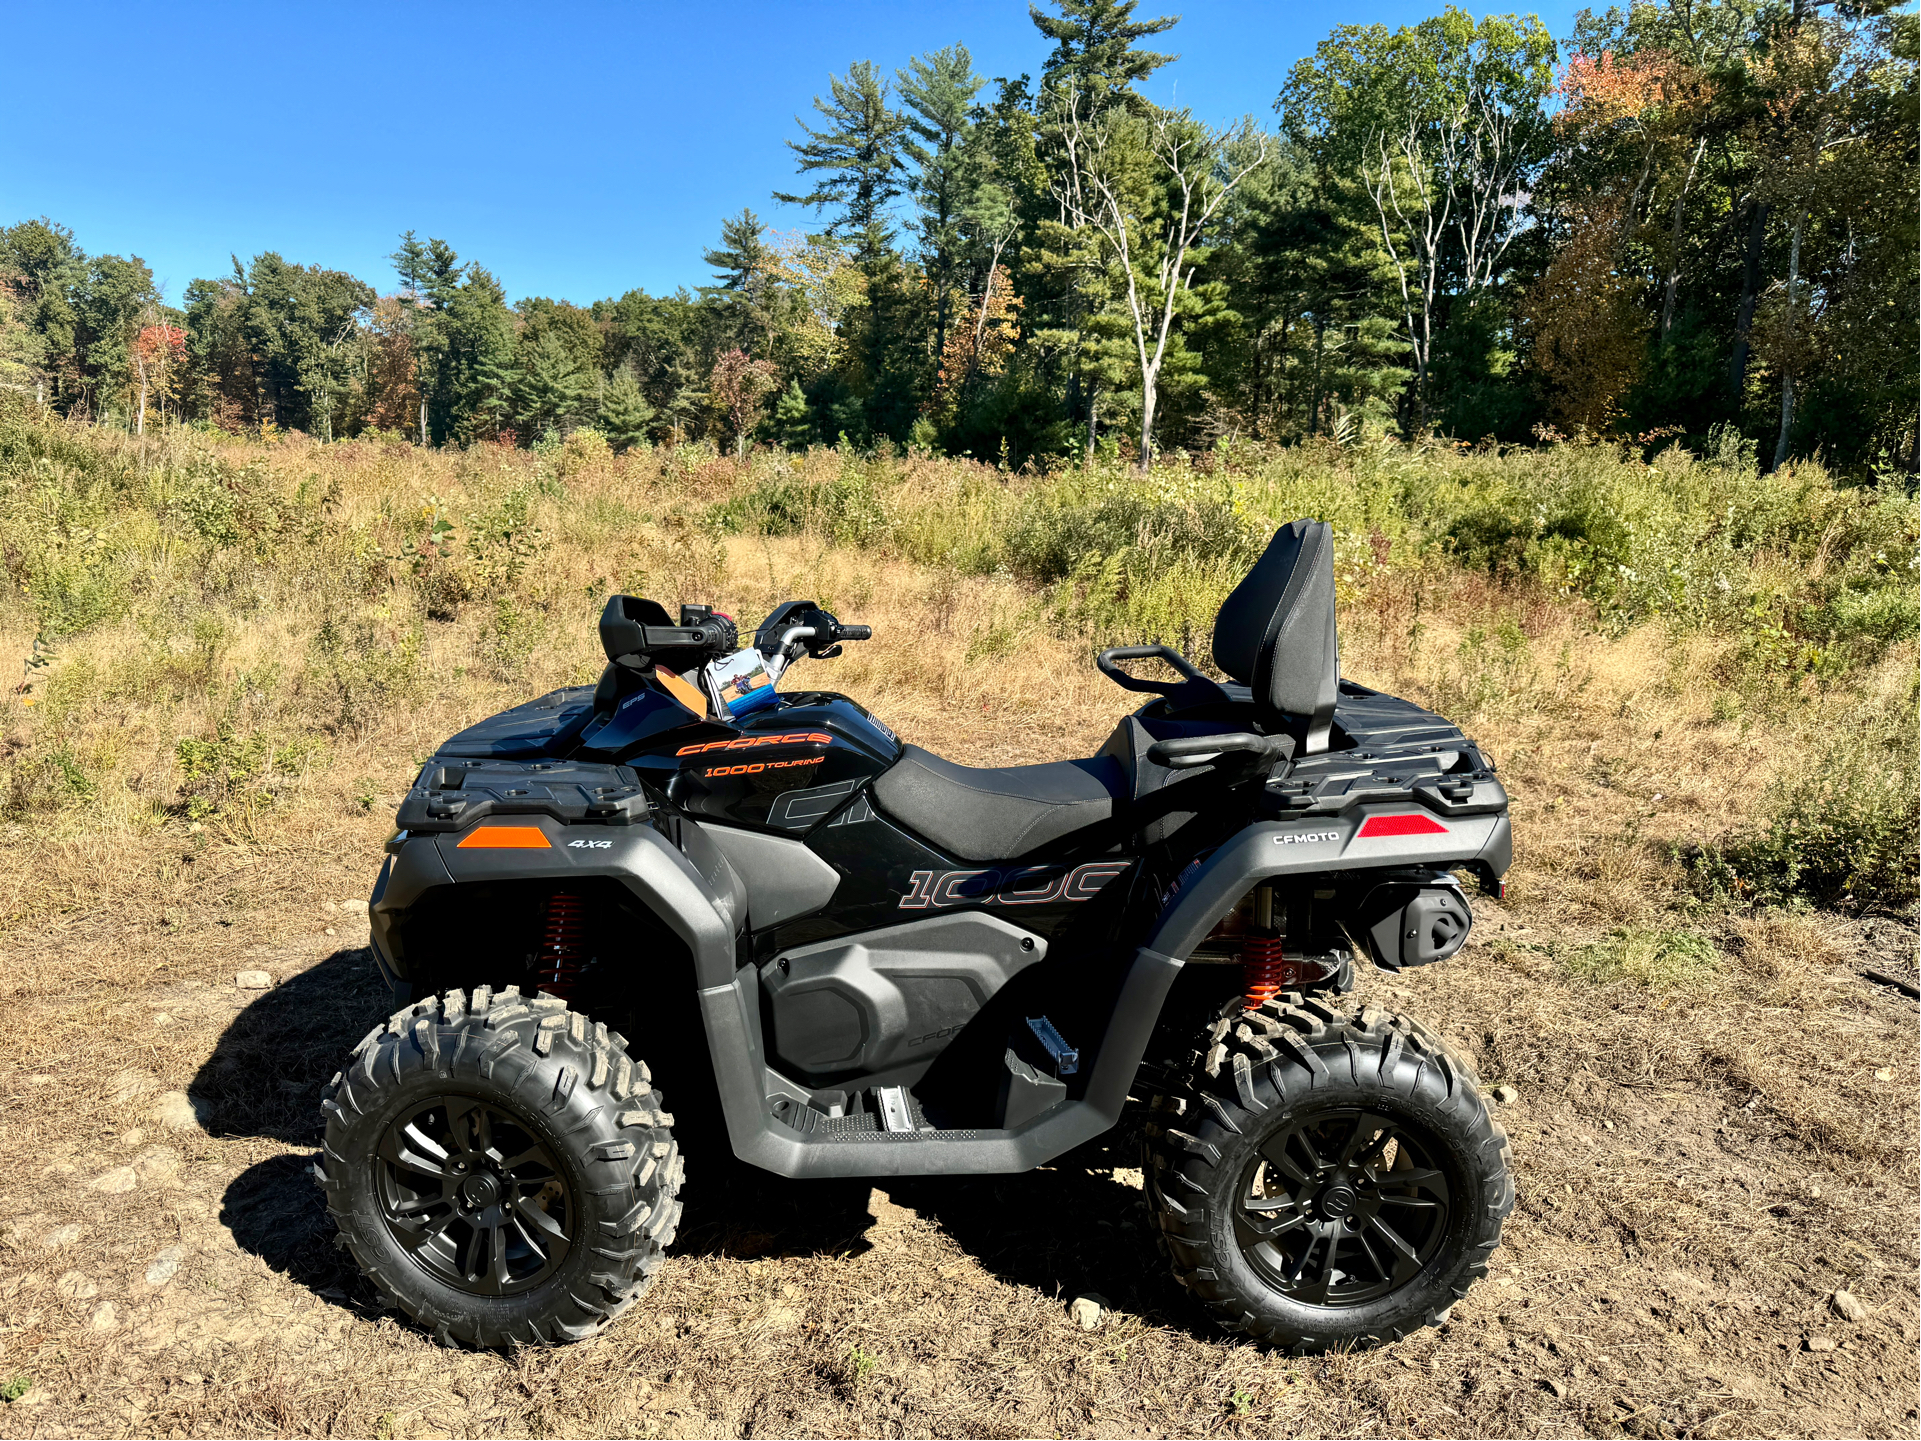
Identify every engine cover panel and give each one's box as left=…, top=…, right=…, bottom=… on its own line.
left=761, top=912, right=1047, bottom=1078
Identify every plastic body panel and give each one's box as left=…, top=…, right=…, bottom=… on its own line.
left=759, top=912, right=1048, bottom=1077
left=435, top=688, right=598, bottom=759
left=698, top=823, right=840, bottom=929
left=621, top=693, right=901, bottom=834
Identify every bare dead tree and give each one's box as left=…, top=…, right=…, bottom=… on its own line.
left=1051, top=88, right=1268, bottom=472
left=1365, top=86, right=1528, bottom=431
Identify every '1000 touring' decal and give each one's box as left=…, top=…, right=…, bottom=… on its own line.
left=898, top=861, right=1130, bottom=910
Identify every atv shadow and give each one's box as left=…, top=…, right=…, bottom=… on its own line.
left=199, top=947, right=409, bottom=1314
left=191, top=945, right=394, bottom=1145
left=882, top=1135, right=1211, bottom=1336
left=673, top=1162, right=882, bottom=1261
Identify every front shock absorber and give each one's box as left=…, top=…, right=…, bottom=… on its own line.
left=1241, top=885, right=1286, bottom=1010
left=536, top=891, right=588, bottom=1001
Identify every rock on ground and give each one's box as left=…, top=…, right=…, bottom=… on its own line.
left=1070, top=1294, right=1108, bottom=1330
left=145, top=1245, right=185, bottom=1287
left=88, top=1166, right=137, bottom=1195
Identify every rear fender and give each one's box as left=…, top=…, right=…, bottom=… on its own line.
left=1146, top=812, right=1509, bottom=959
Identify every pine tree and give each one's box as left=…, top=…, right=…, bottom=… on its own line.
left=898, top=45, right=987, bottom=365
left=390, top=231, right=466, bottom=444
left=598, top=363, right=655, bottom=452
left=514, top=331, right=594, bottom=440
left=1030, top=0, right=1178, bottom=107
left=701, top=209, right=780, bottom=351
left=775, top=61, right=911, bottom=257
left=772, top=378, right=814, bottom=449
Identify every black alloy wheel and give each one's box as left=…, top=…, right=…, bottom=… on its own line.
left=377, top=1096, right=573, bottom=1296
left=1146, top=997, right=1513, bottom=1353
left=320, top=986, right=684, bottom=1347
left=1235, top=1108, right=1451, bottom=1308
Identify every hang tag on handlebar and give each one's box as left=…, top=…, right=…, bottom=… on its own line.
left=702, top=647, right=787, bottom=718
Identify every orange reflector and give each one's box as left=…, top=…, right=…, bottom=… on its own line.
left=1357, top=813, right=1449, bottom=838
left=456, top=825, right=552, bottom=849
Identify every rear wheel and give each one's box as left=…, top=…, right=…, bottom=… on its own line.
left=1145, top=997, right=1511, bottom=1352
left=318, top=986, right=684, bottom=1347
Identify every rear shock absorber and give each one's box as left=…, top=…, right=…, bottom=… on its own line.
left=1242, top=885, right=1286, bottom=1011
left=536, top=891, right=588, bottom=1001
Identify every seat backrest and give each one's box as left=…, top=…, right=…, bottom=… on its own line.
left=1210, top=519, right=1340, bottom=753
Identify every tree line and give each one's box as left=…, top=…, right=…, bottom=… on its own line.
left=1, top=0, right=1912, bottom=476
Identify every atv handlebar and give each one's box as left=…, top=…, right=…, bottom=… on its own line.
left=1147, top=732, right=1291, bottom=770
left=760, top=606, right=873, bottom=663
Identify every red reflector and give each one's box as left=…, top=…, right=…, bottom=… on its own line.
left=1357, top=813, right=1449, bottom=838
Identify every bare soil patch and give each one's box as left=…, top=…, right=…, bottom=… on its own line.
left=0, top=774, right=1912, bottom=1439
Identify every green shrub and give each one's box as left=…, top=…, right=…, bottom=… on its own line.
left=478, top=597, right=543, bottom=682
left=709, top=468, right=884, bottom=547
left=175, top=723, right=271, bottom=820
left=307, top=614, right=422, bottom=734
left=1689, top=693, right=1920, bottom=913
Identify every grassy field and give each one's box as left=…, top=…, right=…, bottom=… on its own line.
left=0, top=408, right=1914, bottom=1438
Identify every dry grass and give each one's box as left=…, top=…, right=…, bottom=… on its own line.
left=0, top=420, right=1913, bottom=1438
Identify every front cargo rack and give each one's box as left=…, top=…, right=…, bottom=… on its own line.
left=393, top=757, right=651, bottom=832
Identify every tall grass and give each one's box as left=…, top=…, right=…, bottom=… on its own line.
left=1689, top=689, right=1920, bottom=913
left=709, top=433, right=1918, bottom=672
left=0, top=398, right=1912, bottom=916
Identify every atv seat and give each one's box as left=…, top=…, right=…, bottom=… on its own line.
left=872, top=745, right=1126, bottom=863
left=1211, top=518, right=1341, bottom=753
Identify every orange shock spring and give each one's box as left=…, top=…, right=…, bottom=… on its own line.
left=536, top=892, right=587, bottom=1001
left=1242, top=931, right=1287, bottom=1010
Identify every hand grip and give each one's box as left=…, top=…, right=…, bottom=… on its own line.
left=1146, top=732, right=1284, bottom=769
left=839, top=625, right=872, bottom=640
left=1097, top=645, right=1206, bottom=695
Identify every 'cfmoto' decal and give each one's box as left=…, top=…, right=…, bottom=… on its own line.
left=898, top=861, right=1130, bottom=910
left=1274, top=830, right=1342, bottom=845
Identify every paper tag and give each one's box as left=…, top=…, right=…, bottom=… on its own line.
left=704, top=648, right=784, bottom=717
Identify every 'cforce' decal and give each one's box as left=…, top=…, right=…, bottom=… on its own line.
left=676, top=731, right=834, bottom=759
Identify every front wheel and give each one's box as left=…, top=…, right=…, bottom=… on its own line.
left=318, top=986, right=684, bottom=1348
left=1145, top=997, right=1512, bottom=1352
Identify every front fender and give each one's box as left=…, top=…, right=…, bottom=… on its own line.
left=394, top=819, right=741, bottom=988
left=1148, top=812, right=1509, bottom=960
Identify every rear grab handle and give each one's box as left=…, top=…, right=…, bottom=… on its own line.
left=1146, top=732, right=1291, bottom=769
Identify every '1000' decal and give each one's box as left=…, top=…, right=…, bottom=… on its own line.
left=898, top=861, right=1130, bottom=910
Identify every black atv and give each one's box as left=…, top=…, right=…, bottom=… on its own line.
left=319, top=519, right=1515, bottom=1351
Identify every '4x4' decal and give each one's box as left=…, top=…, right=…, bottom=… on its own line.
left=898, top=861, right=1130, bottom=910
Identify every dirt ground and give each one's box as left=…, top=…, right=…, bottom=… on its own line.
left=0, top=801, right=1913, bottom=1438
left=0, top=533, right=1914, bottom=1439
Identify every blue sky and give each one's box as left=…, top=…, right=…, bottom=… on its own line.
left=0, top=0, right=1580, bottom=307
